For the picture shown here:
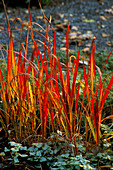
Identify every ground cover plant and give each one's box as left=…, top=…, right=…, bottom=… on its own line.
left=0, top=0, right=113, bottom=169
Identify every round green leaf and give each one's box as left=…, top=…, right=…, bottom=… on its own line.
left=40, top=157, right=47, bottom=162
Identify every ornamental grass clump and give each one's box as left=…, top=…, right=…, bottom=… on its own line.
left=82, top=40, right=113, bottom=145
left=0, top=0, right=113, bottom=156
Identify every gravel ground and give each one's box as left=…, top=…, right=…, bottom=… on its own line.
left=0, top=0, right=113, bottom=59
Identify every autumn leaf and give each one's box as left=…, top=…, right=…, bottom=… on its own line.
left=82, top=47, right=90, bottom=53
left=60, top=47, right=66, bottom=51
left=101, top=33, right=110, bottom=37
left=64, top=19, right=69, bottom=24
left=35, top=16, right=43, bottom=19
left=69, top=32, right=77, bottom=39
left=0, top=26, right=4, bottom=30
left=58, top=13, right=65, bottom=18
left=55, top=23, right=67, bottom=31
left=106, top=41, right=113, bottom=47
left=105, top=8, right=113, bottom=15
left=9, top=17, right=15, bottom=21
left=83, top=19, right=95, bottom=23
left=86, top=43, right=91, bottom=47
left=78, top=32, right=94, bottom=40
left=71, top=26, right=78, bottom=31
left=78, top=41, right=82, bottom=46
left=100, top=16, right=107, bottom=21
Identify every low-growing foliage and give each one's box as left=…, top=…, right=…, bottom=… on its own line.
left=0, top=133, right=113, bottom=169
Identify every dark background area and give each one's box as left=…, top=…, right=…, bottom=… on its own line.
left=0, top=0, right=67, bottom=10
left=0, top=0, right=43, bottom=9
left=0, top=0, right=113, bottom=55
left=0, top=0, right=54, bottom=9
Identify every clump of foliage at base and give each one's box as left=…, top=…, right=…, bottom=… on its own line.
left=0, top=133, right=113, bottom=169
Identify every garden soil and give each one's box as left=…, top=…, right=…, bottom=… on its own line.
left=0, top=0, right=113, bottom=59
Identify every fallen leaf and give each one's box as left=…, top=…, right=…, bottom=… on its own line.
left=55, top=23, right=67, bottom=31
left=82, top=16, right=86, bottom=19
left=69, top=32, right=77, bottom=39
left=79, top=60, right=88, bottom=65
left=35, top=16, right=43, bottom=19
left=86, top=43, right=91, bottom=47
left=106, top=41, right=113, bottom=47
left=101, top=33, right=110, bottom=37
left=105, top=9, right=113, bottom=15
left=25, top=10, right=29, bottom=14
left=78, top=32, right=94, bottom=40
left=23, top=20, right=29, bottom=26
left=71, top=26, right=78, bottom=31
left=60, top=47, right=66, bottom=51
left=78, top=41, right=82, bottom=46
left=101, top=24, right=105, bottom=28
left=83, top=19, right=95, bottom=23
left=97, top=22, right=105, bottom=28
left=60, top=47, right=75, bottom=53
left=0, top=26, right=4, bottom=30
left=9, top=17, right=14, bottom=21
left=80, top=56, right=89, bottom=61
left=61, top=39, right=66, bottom=43
left=82, top=47, right=90, bottom=53
left=70, top=14, right=74, bottom=17
left=95, top=10, right=100, bottom=14
left=64, top=19, right=69, bottom=24
left=7, top=10, right=12, bottom=13
left=58, top=13, right=64, bottom=18
left=100, top=16, right=107, bottom=21
left=69, top=32, right=94, bottom=45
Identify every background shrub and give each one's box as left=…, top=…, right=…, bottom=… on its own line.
left=4, top=0, right=52, bottom=7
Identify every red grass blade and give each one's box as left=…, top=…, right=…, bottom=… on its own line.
left=101, top=75, right=113, bottom=109
left=91, top=97, right=98, bottom=144
left=71, top=49, right=80, bottom=100
left=96, top=66, right=103, bottom=107
left=58, top=58, right=66, bottom=100
left=53, top=31, right=56, bottom=56
left=74, top=82, right=80, bottom=126
left=43, top=87, right=48, bottom=138
left=90, top=40, right=96, bottom=95
left=66, top=23, right=70, bottom=96
left=26, top=48, right=37, bottom=80
left=102, top=50, right=113, bottom=73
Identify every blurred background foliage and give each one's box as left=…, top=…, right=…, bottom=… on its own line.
left=2, top=0, right=52, bottom=8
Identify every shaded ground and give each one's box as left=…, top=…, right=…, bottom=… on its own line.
left=0, top=0, right=113, bottom=57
